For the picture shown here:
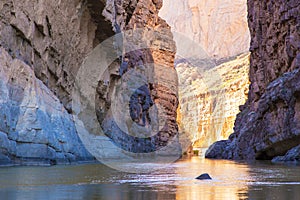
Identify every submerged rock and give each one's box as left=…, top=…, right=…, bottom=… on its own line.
left=196, top=173, right=212, bottom=180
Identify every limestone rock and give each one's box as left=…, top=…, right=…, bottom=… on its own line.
left=160, top=0, right=250, bottom=59
left=0, top=0, right=180, bottom=164
left=0, top=0, right=109, bottom=112
left=0, top=46, right=93, bottom=165
left=160, top=0, right=250, bottom=151
left=92, top=0, right=180, bottom=155
left=177, top=53, right=250, bottom=149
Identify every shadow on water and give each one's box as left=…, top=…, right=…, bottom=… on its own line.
left=0, top=157, right=300, bottom=200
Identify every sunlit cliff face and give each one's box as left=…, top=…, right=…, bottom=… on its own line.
left=159, top=0, right=251, bottom=149
left=160, top=0, right=250, bottom=59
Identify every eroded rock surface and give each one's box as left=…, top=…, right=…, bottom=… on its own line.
left=0, top=0, right=103, bottom=165
left=272, top=145, right=300, bottom=164
left=96, top=0, right=180, bottom=154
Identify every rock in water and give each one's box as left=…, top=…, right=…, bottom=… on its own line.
left=196, top=173, right=212, bottom=180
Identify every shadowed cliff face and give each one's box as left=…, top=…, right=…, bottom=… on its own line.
left=0, top=0, right=179, bottom=165
left=206, top=0, right=300, bottom=161
left=0, top=0, right=113, bottom=112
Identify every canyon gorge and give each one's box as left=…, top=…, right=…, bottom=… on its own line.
left=0, top=0, right=299, bottom=166
left=160, top=0, right=251, bottom=151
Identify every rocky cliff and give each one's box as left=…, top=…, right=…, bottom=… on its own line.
left=206, top=0, right=300, bottom=161
left=0, top=0, right=179, bottom=165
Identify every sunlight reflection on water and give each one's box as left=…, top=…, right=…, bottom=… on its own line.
left=1, top=157, right=300, bottom=200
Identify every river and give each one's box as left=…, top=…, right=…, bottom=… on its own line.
left=0, top=157, right=300, bottom=199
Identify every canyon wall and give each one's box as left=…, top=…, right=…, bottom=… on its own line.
left=0, top=0, right=99, bottom=165
left=206, top=0, right=300, bottom=162
left=160, top=0, right=250, bottom=59
left=160, top=0, right=250, bottom=150
left=0, top=0, right=179, bottom=165
left=176, top=54, right=249, bottom=149
left=94, top=0, right=180, bottom=156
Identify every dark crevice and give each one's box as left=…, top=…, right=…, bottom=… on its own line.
left=46, top=16, right=52, bottom=37
left=86, top=0, right=115, bottom=47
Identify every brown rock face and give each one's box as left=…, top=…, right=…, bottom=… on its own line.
left=247, top=0, right=300, bottom=105
left=206, top=0, right=300, bottom=160
left=94, top=0, right=180, bottom=154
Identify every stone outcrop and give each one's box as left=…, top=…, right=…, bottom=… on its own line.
left=160, top=0, right=250, bottom=59
left=0, top=0, right=179, bottom=165
left=0, top=0, right=113, bottom=112
left=206, top=0, right=300, bottom=161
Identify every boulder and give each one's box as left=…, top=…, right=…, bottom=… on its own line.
left=196, top=173, right=212, bottom=180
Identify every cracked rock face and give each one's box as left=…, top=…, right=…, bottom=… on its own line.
left=206, top=0, right=300, bottom=161
left=176, top=54, right=250, bottom=149
left=0, top=0, right=102, bottom=165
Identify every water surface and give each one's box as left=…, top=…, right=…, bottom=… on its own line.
left=1, top=157, right=300, bottom=199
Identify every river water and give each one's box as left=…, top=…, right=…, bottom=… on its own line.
left=0, top=156, right=300, bottom=200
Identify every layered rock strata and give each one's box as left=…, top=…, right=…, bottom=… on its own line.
left=176, top=54, right=250, bottom=149
left=0, top=0, right=101, bottom=165
left=94, top=0, right=180, bottom=155
left=0, top=46, right=92, bottom=165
